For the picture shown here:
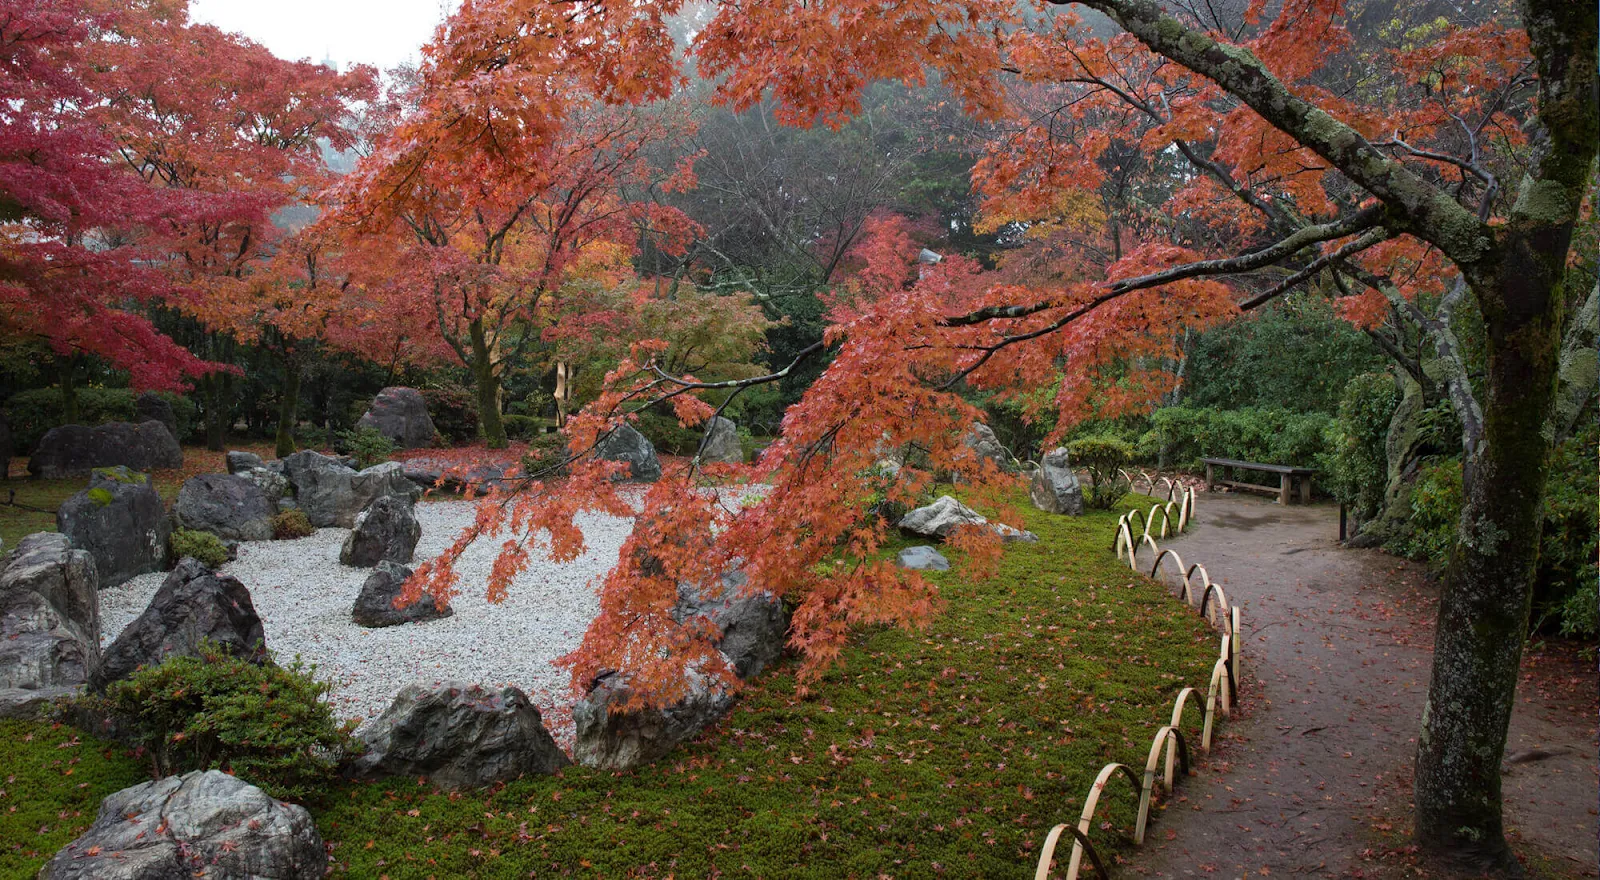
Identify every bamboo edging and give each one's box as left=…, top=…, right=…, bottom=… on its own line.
left=1034, top=482, right=1242, bottom=880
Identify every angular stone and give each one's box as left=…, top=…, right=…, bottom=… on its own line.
left=351, top=562, right=451, bottom=627
left=0, top=532, right=99, bottom=645
left=39, top=770, right=323, bottom=880
left=674, top=569, right=786, bottom=680
left=28, top=421, right=182, bottom=479
left=357, top=386, right=437, bottom=449
left=963, top=422, right=1013, bottom=474
left=173, top=473, right=275, bottom=542
left=282, top=451, right=418, bottom=528
left=896, top=545, right=950, bottom=571
left=56, top=467, right=169, bottom=588
left=225, top=450, right=264, bottom=474
left=595, top=423, right=661, bottom=482
left=241, top=465, right=291, bottom=499
left=352, top=682, right=569, bottom=789
left=0, top=684, right=80, bottom=720
left=0, top=590, right=95, bottom=692
left=1029, top=447, right=1084, bottom=516
left=571, top=668, right=734, bottom=770
left=91, top=560, right=266, bottom=690
left=340, top=496, right=421, bottom=567
left=699, top=416, right=743, bottom=464
left=133, top=392, right=178, bottom=442
left=898, top=495, right=1038, bottom=543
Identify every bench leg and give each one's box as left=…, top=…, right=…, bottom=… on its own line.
left=1278, top=473, right=1290, bottom=505
left=1204, top=464, right=1214, bottom=491
left=1300, top=476, right=1312, bottom=504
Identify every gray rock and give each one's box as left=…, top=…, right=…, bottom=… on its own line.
left=0, top=590, right=95, bottom=693
left=28, top=421, right=182, bottom=479
left=351, top=561, right=452, bottom=628
left=39, top=770, right=323, bottom=880
left=1029, top=447, right=1084, bottom=516
left=57, top=468, right=169, bottom=588
left=0, top=532, right=99, bottom=645
left=134, top=392, right=178, bottom=443
left=963, top=422, right=1013, bottom=474
left=173, top=473, right=274, bottom=542
left=896, top=545, right=950, bottom=571
left=0, top=684, right=80, bottom=720
left=340, top=496, right=421, bottom=567
left=242, top=466, right=291, bottom=500
left=595, top=424, right=661, bottom=482
left=898, top=495, right=1039, bottom=543
left=674, top=569, right=787, bottom=680
left=91, top=560, right=266, bottom=690
left=357, top=386, right=437, bottom=449
left=352, top=682, right=569, bottom=789
left=275, top=497, right=298, bottom=513
left=282, top=451, right=419, bottom=528
left=570, top=667, right=734, bottom=770
left=699, top=416, right=743, bottom=464
left=224, top=450, right=264, bottom=474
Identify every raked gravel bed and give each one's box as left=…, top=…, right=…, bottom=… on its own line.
left=99, top=500, right=635, bottom=734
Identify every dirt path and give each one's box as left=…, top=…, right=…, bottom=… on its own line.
left=1120, top=490, right=1597, bottom=879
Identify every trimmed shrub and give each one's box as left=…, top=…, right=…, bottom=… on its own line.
left=1066, top=434, right=1132, bottom=509
left=421, top=386, right=479, bottom=445
left=271, top=509, right=314, bottom=540
left=335, top=425, right=396, bottom=469
left=1145, top=406, right=1335, bottom=480
left=502, top=414, right=543, bottom=441
left=1325, top=373, right=1400, bottom=520
left=520, top=431, right=570, bottom=478
left=92, top=643, right=358, bottom=802
left=5, top=387, right=138, bottom=451
left=169, top=529, right=229, bottom=568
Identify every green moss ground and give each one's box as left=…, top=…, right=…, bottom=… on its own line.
left=0, top=721, right=145, bottom=875
left=0, top=493, right=1220, bottom=878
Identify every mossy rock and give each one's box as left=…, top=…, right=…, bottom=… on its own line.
left=91, top=465, right=148, bottom=485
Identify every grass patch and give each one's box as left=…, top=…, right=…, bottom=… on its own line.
left=314, top=495, right=1218, bottom=878
left=0, top=720, right=144, bottom=876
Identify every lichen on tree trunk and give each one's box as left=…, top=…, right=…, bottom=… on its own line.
left=469, top=317, right=507, bottom=449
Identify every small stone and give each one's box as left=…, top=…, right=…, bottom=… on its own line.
left=340, top=495, right=421, bottom=567
left=595, top=423, right=661, bottom=482
left=351, top=682, right=569, bottom=789
left=1030, top=447, right=1084, bottom=516
left=571, top=667, right=734, bottom=770
left=699, top=416, right=743, bottom=464
left=896, top=545, right=950, bottom=571
left=351, top=561, right=451, bottom=627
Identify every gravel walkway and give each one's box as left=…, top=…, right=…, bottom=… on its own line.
left=99, top=500, right=634, bottom=733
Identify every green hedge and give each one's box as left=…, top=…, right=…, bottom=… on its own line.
left=3, top=387, right=196, bottom=451
left=1142, top=406, right=1335, bottom=476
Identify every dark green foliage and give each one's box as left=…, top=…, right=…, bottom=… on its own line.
left=1144, top=406, right=1335, bottom=479
left=93, top=643, right=358, bottom=803
left=501, top=414, right=543, bottom=441
left=1324, top=373, right=1400, bottom=519
left=977, top=390, right=1058, bottom=462
left=505, top=390, right=554, bottom=419
left=335, top=425, right=396, bottom=469
left=1388, top=459, right=1462, bottom=565
left=635, top=410, right=701, bottom=455
left=421, top=386, right=479, bottom=445
left=169, top=529, right=228, bottom=568
left=1182, top=294, right=1384, bottom=414
left=4, top=387, right=135, bottom=450
left=519, top=431, right=570, bottom=477
left=311, top=494, right=1218, bottom=877
left=271, top=508, right=314, bottom=540
left=1067, top=434, right=1132, bottom=509
left=0, top=720, right=142, bottom=876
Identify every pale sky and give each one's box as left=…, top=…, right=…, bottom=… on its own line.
left=190, top=0, right=455, bottom=72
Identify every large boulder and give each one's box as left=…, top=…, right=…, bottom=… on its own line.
left=357, top=386, right=438, bottom=449
left=0, top=590, right=94, bottom=700
left=898, top=495, right=1039, bottom=543
left=351, top=682, right=569, bottom=790
left=282, top=451, right=419, bottom=528
left=39, top=770, right=323, bottom=880
left=699, top=416, right=743, bottom=464
left=224, top=450, right=264, bottom=474
left=173, top=473, right=274, bottom=542
left=595, top=424, right=661, bottom=482
left=133, top=392, right=178, bottom=443
left=28, top=421, right=182, bottom=479
left=1, top=532, right=99, bottom=642
left=351, top=561, right=452, bottom=628
left=56, top=467, right=170, bottom=588
left=1029, top=447, right=1084, bottom=516
left=91, top=559, right=266, bottom=690
left=962, top=422, right=1013, bottom=474
left=571, top=668, right=734, bottom=770
left=241, top=466, right=291, bottom=500
left=340, top=496, right=421, bottom=567
left=674, top=569, right=787, bottom=680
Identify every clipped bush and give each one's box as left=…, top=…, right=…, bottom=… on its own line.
left=1146, top=405, right=1335, bottom=480
left=169, top=529, right=229, bottom=568
left=93, top=642, right=358, bottom=802
left=502, top=414, right=543, bottom=441
left=271, top=508, right=314, bottom=540
left=1537, top=423, right=1598, bottom=637
left=1324, top=372, right=1400, bottom=520
left=4, top=386, right=139, bottom=450
left=421, top=386, right=479, bottom=445
left=520, top=431, right=570, bottom=478
left=1066, top=434, right=1132, bottom=509
left=335, top=425, right=397, bottom=468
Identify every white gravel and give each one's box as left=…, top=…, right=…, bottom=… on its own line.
left=98, top=500, right=636, bottom=733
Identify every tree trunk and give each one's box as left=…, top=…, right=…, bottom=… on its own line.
left=58, top=357, right=79, bottom=425
left=202, top=372, right=230, bottom=452
left=1412, top=250, right=1567, bottom=870
left=469, top=317, right=506, bottom=449
left=275, top=355, right=302, bottom=458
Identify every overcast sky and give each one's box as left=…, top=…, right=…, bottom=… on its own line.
left=190, top=0, right=454, bottom=71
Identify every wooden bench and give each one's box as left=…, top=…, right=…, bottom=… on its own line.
left=1201, top=457, right=1316, bottom=505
